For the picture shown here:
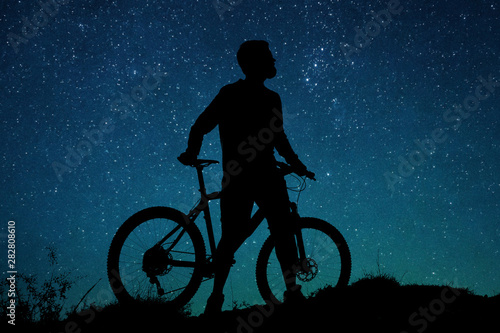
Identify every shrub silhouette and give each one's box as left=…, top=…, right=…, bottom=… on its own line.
left=1, top=246, right=78, bottom=325
left=2, top=262, right=498, bottom=333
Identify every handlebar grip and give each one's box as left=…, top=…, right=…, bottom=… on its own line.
left=276, top=161, right=316, bottom=180
left=305, top=171, right=316, bottom=181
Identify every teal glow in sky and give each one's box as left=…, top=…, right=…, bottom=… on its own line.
left=1, top=0, right=499, bottom=314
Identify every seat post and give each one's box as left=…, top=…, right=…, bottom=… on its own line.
left=196, top=166, right=207, bottom=196
left=195, top=165, right=217, bottom=254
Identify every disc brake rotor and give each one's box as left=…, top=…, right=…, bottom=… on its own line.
left=297, top=258, right=318, bottom=282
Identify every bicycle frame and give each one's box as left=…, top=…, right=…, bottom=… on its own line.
left=187, top=164, right=220, bottom=256
left=183, top=161, right=305, bottom=263
left=182, top=164, right=265, bottom=258
left=108, top=158, right=348, bottom=307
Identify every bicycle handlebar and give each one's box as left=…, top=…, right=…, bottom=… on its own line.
left=179, top=156, right=315, bottom=181
left=275, top=161, right=316, bottom=181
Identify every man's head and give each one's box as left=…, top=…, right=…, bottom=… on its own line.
left=237, top=40, right=276, bottom=80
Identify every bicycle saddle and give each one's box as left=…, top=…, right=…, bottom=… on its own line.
left=193, top=159, right=219, bottom=168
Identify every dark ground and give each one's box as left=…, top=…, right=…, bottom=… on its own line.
left=8, top=276, right=500, bottom=333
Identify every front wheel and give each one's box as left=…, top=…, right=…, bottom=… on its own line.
left=107, top=207, right=206, bottom=308
left=256, top=217, right=351, bottom=304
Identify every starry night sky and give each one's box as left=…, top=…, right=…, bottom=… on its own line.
left=1, top=0, right=499, bottom=314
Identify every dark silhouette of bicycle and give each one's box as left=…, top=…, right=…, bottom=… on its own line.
left=107, top=159, right=351, bottom=308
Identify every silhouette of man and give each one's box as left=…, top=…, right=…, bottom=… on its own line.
left=178, top=40, right=314, bottom=314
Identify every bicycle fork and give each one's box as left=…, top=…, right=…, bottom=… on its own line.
left=291, top=203, right=316, bottom=279
left=291, top=203, right=306, bottom=260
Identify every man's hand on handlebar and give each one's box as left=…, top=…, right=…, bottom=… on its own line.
left=296, top=168, right=316, bottom=181
left=279, top=160, right=316, bottom=181
left=289, top=160, right=316, bottom=181
left=305, top=170, right=316, bottom=181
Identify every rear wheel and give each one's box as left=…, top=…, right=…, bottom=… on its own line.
left=107, top=207, right=206, bottom=308
left=256, top=217, right=351, bottom=304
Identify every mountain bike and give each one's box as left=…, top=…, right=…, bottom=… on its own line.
left=107, top=159, right=351, bottom=308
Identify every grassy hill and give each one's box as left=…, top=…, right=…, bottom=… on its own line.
left=6, top=275, right=499, bottom=333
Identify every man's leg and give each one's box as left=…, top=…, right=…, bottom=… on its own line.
left=268, top=214, right=299, bottom=291
left=205, top=183, right=254, bottom=314
left=256, top=174, right=300, bottom=292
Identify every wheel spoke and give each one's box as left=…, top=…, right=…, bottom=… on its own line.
left=256, top=218, right=351, bottom=304
left=108, top=207, right=205, bottom=307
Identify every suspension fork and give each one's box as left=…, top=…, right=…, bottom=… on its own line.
left=291, top=202, right=314, bottom=277
left=291, top=202, right=307, bottom=261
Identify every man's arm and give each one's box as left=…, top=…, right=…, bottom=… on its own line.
left=272, top=97, right=313, bottom=177
left=178, top=90, right=223, bottom=165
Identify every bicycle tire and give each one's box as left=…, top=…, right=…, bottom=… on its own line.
left=256, top=217, right=351, bottom=304
left=107, top=206, right=206, bottom=308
